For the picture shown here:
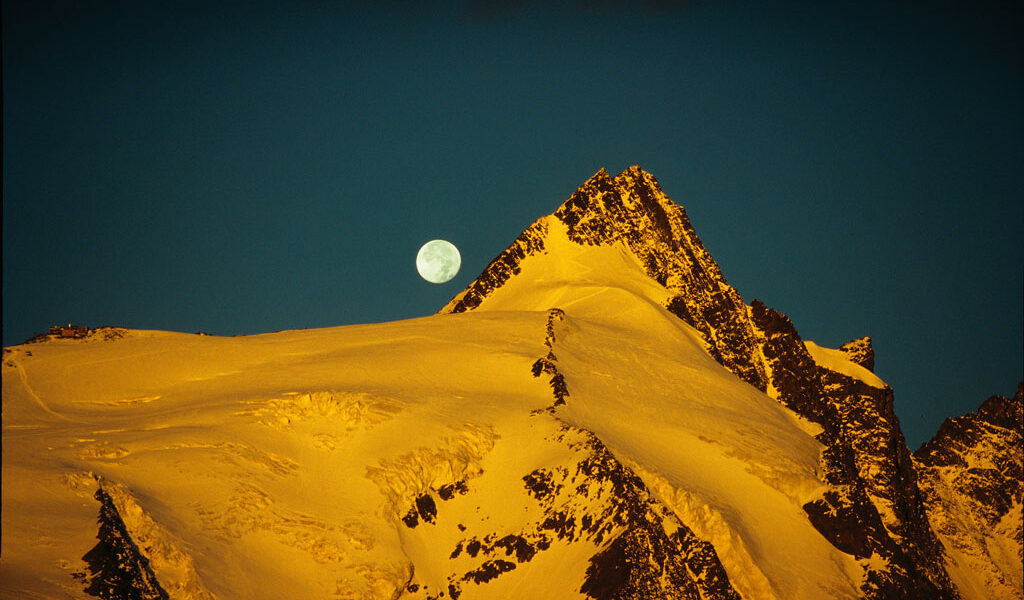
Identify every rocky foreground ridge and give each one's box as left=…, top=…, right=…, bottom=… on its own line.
left=442, top=166, right=1021, bottom=600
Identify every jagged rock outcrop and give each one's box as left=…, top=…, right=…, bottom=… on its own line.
left=749, top=302, right=954, bottom=599
left=403, top=419, right=743, bottom=600
left=443, top=219, right=548, bottom=314
left=81, top=487, right=169, bottom=600
left=914, top=384, right=1024, bottom=600
left=442, top=166, right=963, bottom=598
left=544, top=424, right=742, bottom=600
left=839, top=337, right=875, bottom=372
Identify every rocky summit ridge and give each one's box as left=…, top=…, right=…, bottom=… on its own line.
left=442, top=165, right=1021, bottom=600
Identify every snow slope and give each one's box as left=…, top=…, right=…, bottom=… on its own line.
left=439, top=216, right=862, bottom=598
left=803, top=341, right=886, bottom=389
left=1, top=315, right=561, bottom=599
left=9, top=165, right=1001, bottom=599
left=2, top=255, right=860, bottom=599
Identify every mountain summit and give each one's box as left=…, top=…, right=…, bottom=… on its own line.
left=444, top=166, right=770, bottom=390
left=2, top=168, right=1020, bottom=600
left=443, top=166, right=1018, bottom=599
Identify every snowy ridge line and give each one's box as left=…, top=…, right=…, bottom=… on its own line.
left=803, top=340, right=885, bottom=389
left=525, top=307, right=741, bottom=599
left=619, top=456, right=779, bottom=600
left=82, top=482, right=169, bottom=600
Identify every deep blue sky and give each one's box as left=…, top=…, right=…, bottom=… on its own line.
left=4, top=0, right=1021, bottom=448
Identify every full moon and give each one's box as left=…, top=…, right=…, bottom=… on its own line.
left=416, top=239, right=461, bottom=284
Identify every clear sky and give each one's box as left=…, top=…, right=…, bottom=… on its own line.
left=3, top=0, right=1021, bottom=449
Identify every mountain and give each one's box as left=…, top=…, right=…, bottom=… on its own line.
left=2, top=167, right=1019, bottom=600
left=443, top=166, right=962, bottom=598
left=913, top=384, right=1023, bottom=600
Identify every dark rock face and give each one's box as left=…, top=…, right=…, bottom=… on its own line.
left=421, top=422, right=741, bottom=600
left=554, top=167, right=769, bottom=392
left=917, top=384, right=1024, bottom=467
left=407, top=308, right=741, bottom=600
left=554, top=425, right=740, bottom=600
left=531, top=308, right=571, bottom=409
left=443, top=219, right=548, bottom=314
left=438, top=480, right=470, bottom=501
left=743, top=301, right=954, bottom=597
left=810, top=373, right=956, bottom=599
left=81, top=487, right=169, bottom=600
left=913, top=383, right=1024, bottom=598
left=403, top=482, right=470, bottom=529
left=442, top=166, right=974, bottom=598
left=744, top=301, right=954, bottom=598
left=839, top=337, right=875, bottom=372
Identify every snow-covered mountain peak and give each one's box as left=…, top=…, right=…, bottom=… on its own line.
left=4, top=168, right=1019, bottom=600
left=441, top=168, right=985, bottom=599
left=442, top=167, right=746, bottom=369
